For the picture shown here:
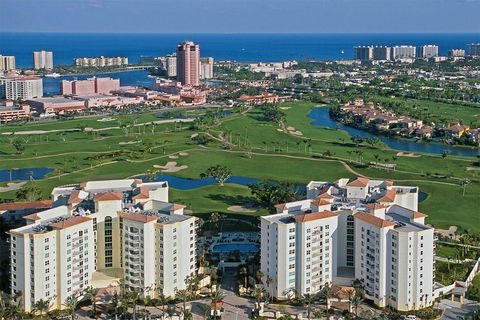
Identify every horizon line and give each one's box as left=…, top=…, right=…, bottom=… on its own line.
left=1, top=31, right=480, bottom=35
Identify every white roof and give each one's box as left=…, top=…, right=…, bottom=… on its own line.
left=83, top=179, right=136, bottom=193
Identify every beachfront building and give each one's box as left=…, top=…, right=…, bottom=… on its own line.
left=0, top=55, right=16, bottom=72
left=260, top=177, right=435, bottom=311
left=391, top=46, right=416, bottom=60
left=33, top=50, right=54, bottom=70
left=448, top=49, right=465, bottom=58
left=74, top=56, right=128, bottom=67
left=8, top=179, right=197, bottom=312
left=0, top=76, right=43, bottom=100
left=355, top=46, right=374, bottom=61
left=176, top=41, right=200, bottom=86
left=466, top=43, right=480, bottom=57
left=418, top=45, right=439, bottom=59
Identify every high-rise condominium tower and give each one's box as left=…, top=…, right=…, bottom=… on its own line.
left=176, top=41, right=200, bottom=86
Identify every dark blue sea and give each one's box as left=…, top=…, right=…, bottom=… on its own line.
left=1, top=33, right=479, bottom=67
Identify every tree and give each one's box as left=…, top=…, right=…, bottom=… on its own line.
left=239, top=266, right=249, bottom=289
left=154, top=288, right=168, bottom=320
left=249, top=180, right=301, bottom=211
left=259, top=104, right=286, bottom=124
left=15, top=183, right=42, bottom=202
left=32, top=298, right=51, bottom=320
left=210, top=289, right=224, bottom=320
left=252, top=286, right=266, bottom=307
left=350, top=295, right=364, bottom=319
left=297, top=292, right=320, bottom=320
left=63, top=292, right=81, bottom=320
left=462, top=178, right=471, bottom=196
left=83, top=286, right=99, bottom=319
left=200, top=165, right=232, bottom=186
left=175, top=289, right=189, bottom=316
left=103, top=291, right=122, bottom=320
left=12, top=140, right=25, bottom=154
left=321, top=283, right=333, bottom=310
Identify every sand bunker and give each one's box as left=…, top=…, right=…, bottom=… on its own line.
left=286, top=126, right=303, bottom=136
left=276, top=129, right=283, bottom=132
left=280, top=107, right=291, bottom=110
left=168, top=155, right=179, bottom=159
left=97, top=117, right=116, bottom=122
left=397, top=152, right=421, bottom=158
left=467, top=166, right=480, bottom=171
left=153, top=162, right=188, bottom=173
left=227, top=204, right=258, bottom=213
left=0, top=181, right=27, bottom=193
left=435, top=226, right=458, bottom=239
left=179, top=152, right=189, bottom=156
left=119, top=140, right=142, bottom=145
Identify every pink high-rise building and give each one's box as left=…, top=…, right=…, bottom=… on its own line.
left=176, top=41, right=200, bottom=86
left=61, top=77, right=120, bottom=95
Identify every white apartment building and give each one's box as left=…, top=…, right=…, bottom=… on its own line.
left=391, top=46, right=416, bottom=60
left=0, top=55, right=16, bottom=71
left=74, top=56, right=129, bottom=67
left=200, top=57, right=214, bottom=80
left=418, top=45, right=439, bottom=59
left=9, top=179, right=196, bottom=312
left=33, top=51, right=53, bottom=70
left=261, top=177, right=435, bottom=311
left=166, top=54, right=177, bottom=78
left=0, top=76, right=43, bottom=100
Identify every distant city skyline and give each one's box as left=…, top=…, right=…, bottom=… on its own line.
left=1, top=0, right=479, bottom=34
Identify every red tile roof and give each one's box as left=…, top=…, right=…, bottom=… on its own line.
left=354, top=212, right=396, bottom=228
left=0, top=200, right=52, bottom=211
left=50, top=216, right=92, bottom=229
left=171, top=203, right=186, bottom=211
left=317, top=193, right=334, bottom=199
left=274, top=203, right=287, bottom=210
left=295, top=210, right=338, bottom=223
left=378, top=189, right=396, bottom=203
left=94, top=192, right=123, bottom=202
left=132, top=187, right=149, bottom=200
left=118, top=212, right=158, bottom=223
left=310, top=199, right=332, bottom=207
left=412, top=211, right=428, bottom=219
left=68, top=190, right=83, bottom=204
left=346, top=177, right=369, bottom=187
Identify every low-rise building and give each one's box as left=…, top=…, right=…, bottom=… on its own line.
left=61, top=77, right=120, bottom=95
left=0, top=101, right=31, bottom=122
left=26, top=97, right=86, bottom=115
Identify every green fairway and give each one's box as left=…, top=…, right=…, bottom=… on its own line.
left=0, top=101, right=478, bottom=233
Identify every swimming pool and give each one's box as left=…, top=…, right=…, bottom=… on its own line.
left=212, top=243, right=260, bottom=253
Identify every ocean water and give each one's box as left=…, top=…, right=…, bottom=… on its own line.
left=1, top=33, right=479, bottom=67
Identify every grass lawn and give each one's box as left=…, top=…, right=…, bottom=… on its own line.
left=436, top=243, right=480, bottom=260
left=0, top=101, right=478, bottom=234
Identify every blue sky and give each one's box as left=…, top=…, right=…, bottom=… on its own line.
left=1, top=0, right=479, bottom=33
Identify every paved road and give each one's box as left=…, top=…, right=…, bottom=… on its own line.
left=439, top=299, right=480, bottom=320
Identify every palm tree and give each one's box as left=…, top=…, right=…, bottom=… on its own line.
left=128, top=289, right=142, bottom=320
left=165, top=305, right=176, bottom=320
left=155, top=288, right=168, bottom=320
left=298, top=293, right=319, bottom=320
left=182, top=308, right=193, bottom=320
left=175, top=289, right=189, bottom=316
left=0, top=292, right=23, bottom=320
left=210, top=289, right=225, bottom=320
left=32, top=298, right=51, bottom=320
left=239, top=266, right=249, bottom=289
left=321, top=283, right=333, bottom=311
left=83, top=286, right=99, bottom=319
left=104, top=291, right=121, bottom=320
left=350, top=295, right=364, bottom=319
left=252, top=286, right=266, bottom=308
left=63, top=292, right=81, bottom=320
